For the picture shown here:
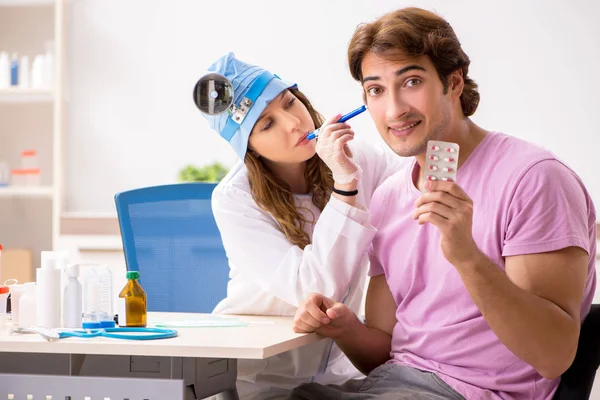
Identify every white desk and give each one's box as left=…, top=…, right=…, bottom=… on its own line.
left=0, top=312, right=320, bottom=400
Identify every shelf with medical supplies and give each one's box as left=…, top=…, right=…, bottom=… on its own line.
left=0, top=0, right=65, bottom=252
left=0, top=185, right=54, bottom=198
left=0, top=88, right=53, bottom=103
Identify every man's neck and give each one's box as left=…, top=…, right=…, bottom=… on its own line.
left=414, top=119, right=488, bottom=192
left=265, top=160, right=309, bottom=194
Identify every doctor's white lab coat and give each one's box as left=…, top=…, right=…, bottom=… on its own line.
left=211, top=140, right=407, bottom=398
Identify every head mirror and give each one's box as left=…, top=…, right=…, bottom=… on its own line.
left=193, top=73, right=234, bottom=115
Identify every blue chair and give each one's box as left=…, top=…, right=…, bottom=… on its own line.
left=114, top=182, right=229, bottom=313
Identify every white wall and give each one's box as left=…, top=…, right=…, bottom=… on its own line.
left=65, top=0, right=600, bottom=214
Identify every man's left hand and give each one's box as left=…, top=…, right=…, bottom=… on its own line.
left=413, top=180, right=482, bottom=267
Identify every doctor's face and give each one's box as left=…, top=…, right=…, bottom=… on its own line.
left=248, top=90, right=317, bottom=164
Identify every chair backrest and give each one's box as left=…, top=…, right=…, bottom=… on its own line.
left=114, top=182, right=229, bottom=313
left=553, top=303, right=600, bottom=400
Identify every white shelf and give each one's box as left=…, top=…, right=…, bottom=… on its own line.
left=0, top=0, right=54, bottom=6
left=0, top=88, right=53, bottom=103
left=0, top=185, right=54, bottom=198
left=61, top=211, right=118, bottom=219
left=59, top=234, right=123, bottom=251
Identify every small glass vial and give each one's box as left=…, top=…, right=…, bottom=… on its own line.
left=118, top=271, right=147, bottom=327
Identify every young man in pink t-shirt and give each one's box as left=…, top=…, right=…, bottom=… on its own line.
left=289, top=7, right=596, bottom=400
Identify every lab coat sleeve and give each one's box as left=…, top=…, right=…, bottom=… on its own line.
left=212, top=185, right=377, bottom=307
left=327, top=192, right=371, bottom=226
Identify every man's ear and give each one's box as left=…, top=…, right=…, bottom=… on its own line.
left=450, top=69, right=464, bottom=99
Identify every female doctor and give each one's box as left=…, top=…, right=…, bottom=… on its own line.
left=200, top=53, right=405, bottom=399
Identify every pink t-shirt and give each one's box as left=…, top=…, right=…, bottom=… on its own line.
left=368, top=132, right=597, bottom=400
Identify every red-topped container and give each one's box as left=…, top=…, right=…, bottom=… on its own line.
left=21, top=150, right=37, bottom=169
left=11, top=168, right=41, bottom=186
left=0, top=284, right=8, bottom=329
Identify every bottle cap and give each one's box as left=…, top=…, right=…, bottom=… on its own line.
left=66, top=264, right=80, bottom=278
left=126, top=271, right=139, bottom=280
left=40, top=251, right=56, bottom=269
left=0, top=286, right=8, bottom=294
left=55, top=250, right=69, bottom=270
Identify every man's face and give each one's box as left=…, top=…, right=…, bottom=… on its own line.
left=361, top=52, right=459, bottom=157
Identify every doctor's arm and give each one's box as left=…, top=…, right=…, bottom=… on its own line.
left=212, top=186, right=376, bottom=307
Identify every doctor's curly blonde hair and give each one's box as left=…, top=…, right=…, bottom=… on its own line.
left=244, top=88, right=333, bottom=249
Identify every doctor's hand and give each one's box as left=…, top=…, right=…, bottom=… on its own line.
left=315, top=114, right=360, bottom=186
left=412, top=180, right=483, bottom=267
left=292, top=293, right=354, bottom=339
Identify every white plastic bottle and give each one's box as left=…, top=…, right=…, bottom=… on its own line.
left=63, top=264, right=82, bottom=328
left=44, top=40, right=54, bottom=88
left=31, top=54, right=44, bottom=89
left=54, top=249, right=69, bottom=323
left=18, top=282, right=37, bottom=328
left=36, top=251, right=62, bottom=328
left=0, top=51, right=9, bottom=89
left=19, top=55, right=29, bottom=88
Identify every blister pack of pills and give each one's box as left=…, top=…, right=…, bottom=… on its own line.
left=424, top=140, right=460, bottom=182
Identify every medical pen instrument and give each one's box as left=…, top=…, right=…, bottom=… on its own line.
left=306, top=104, right=367, bottom=141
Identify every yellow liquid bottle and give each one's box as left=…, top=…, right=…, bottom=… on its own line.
left=118, top=271, right=147, bottom=327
